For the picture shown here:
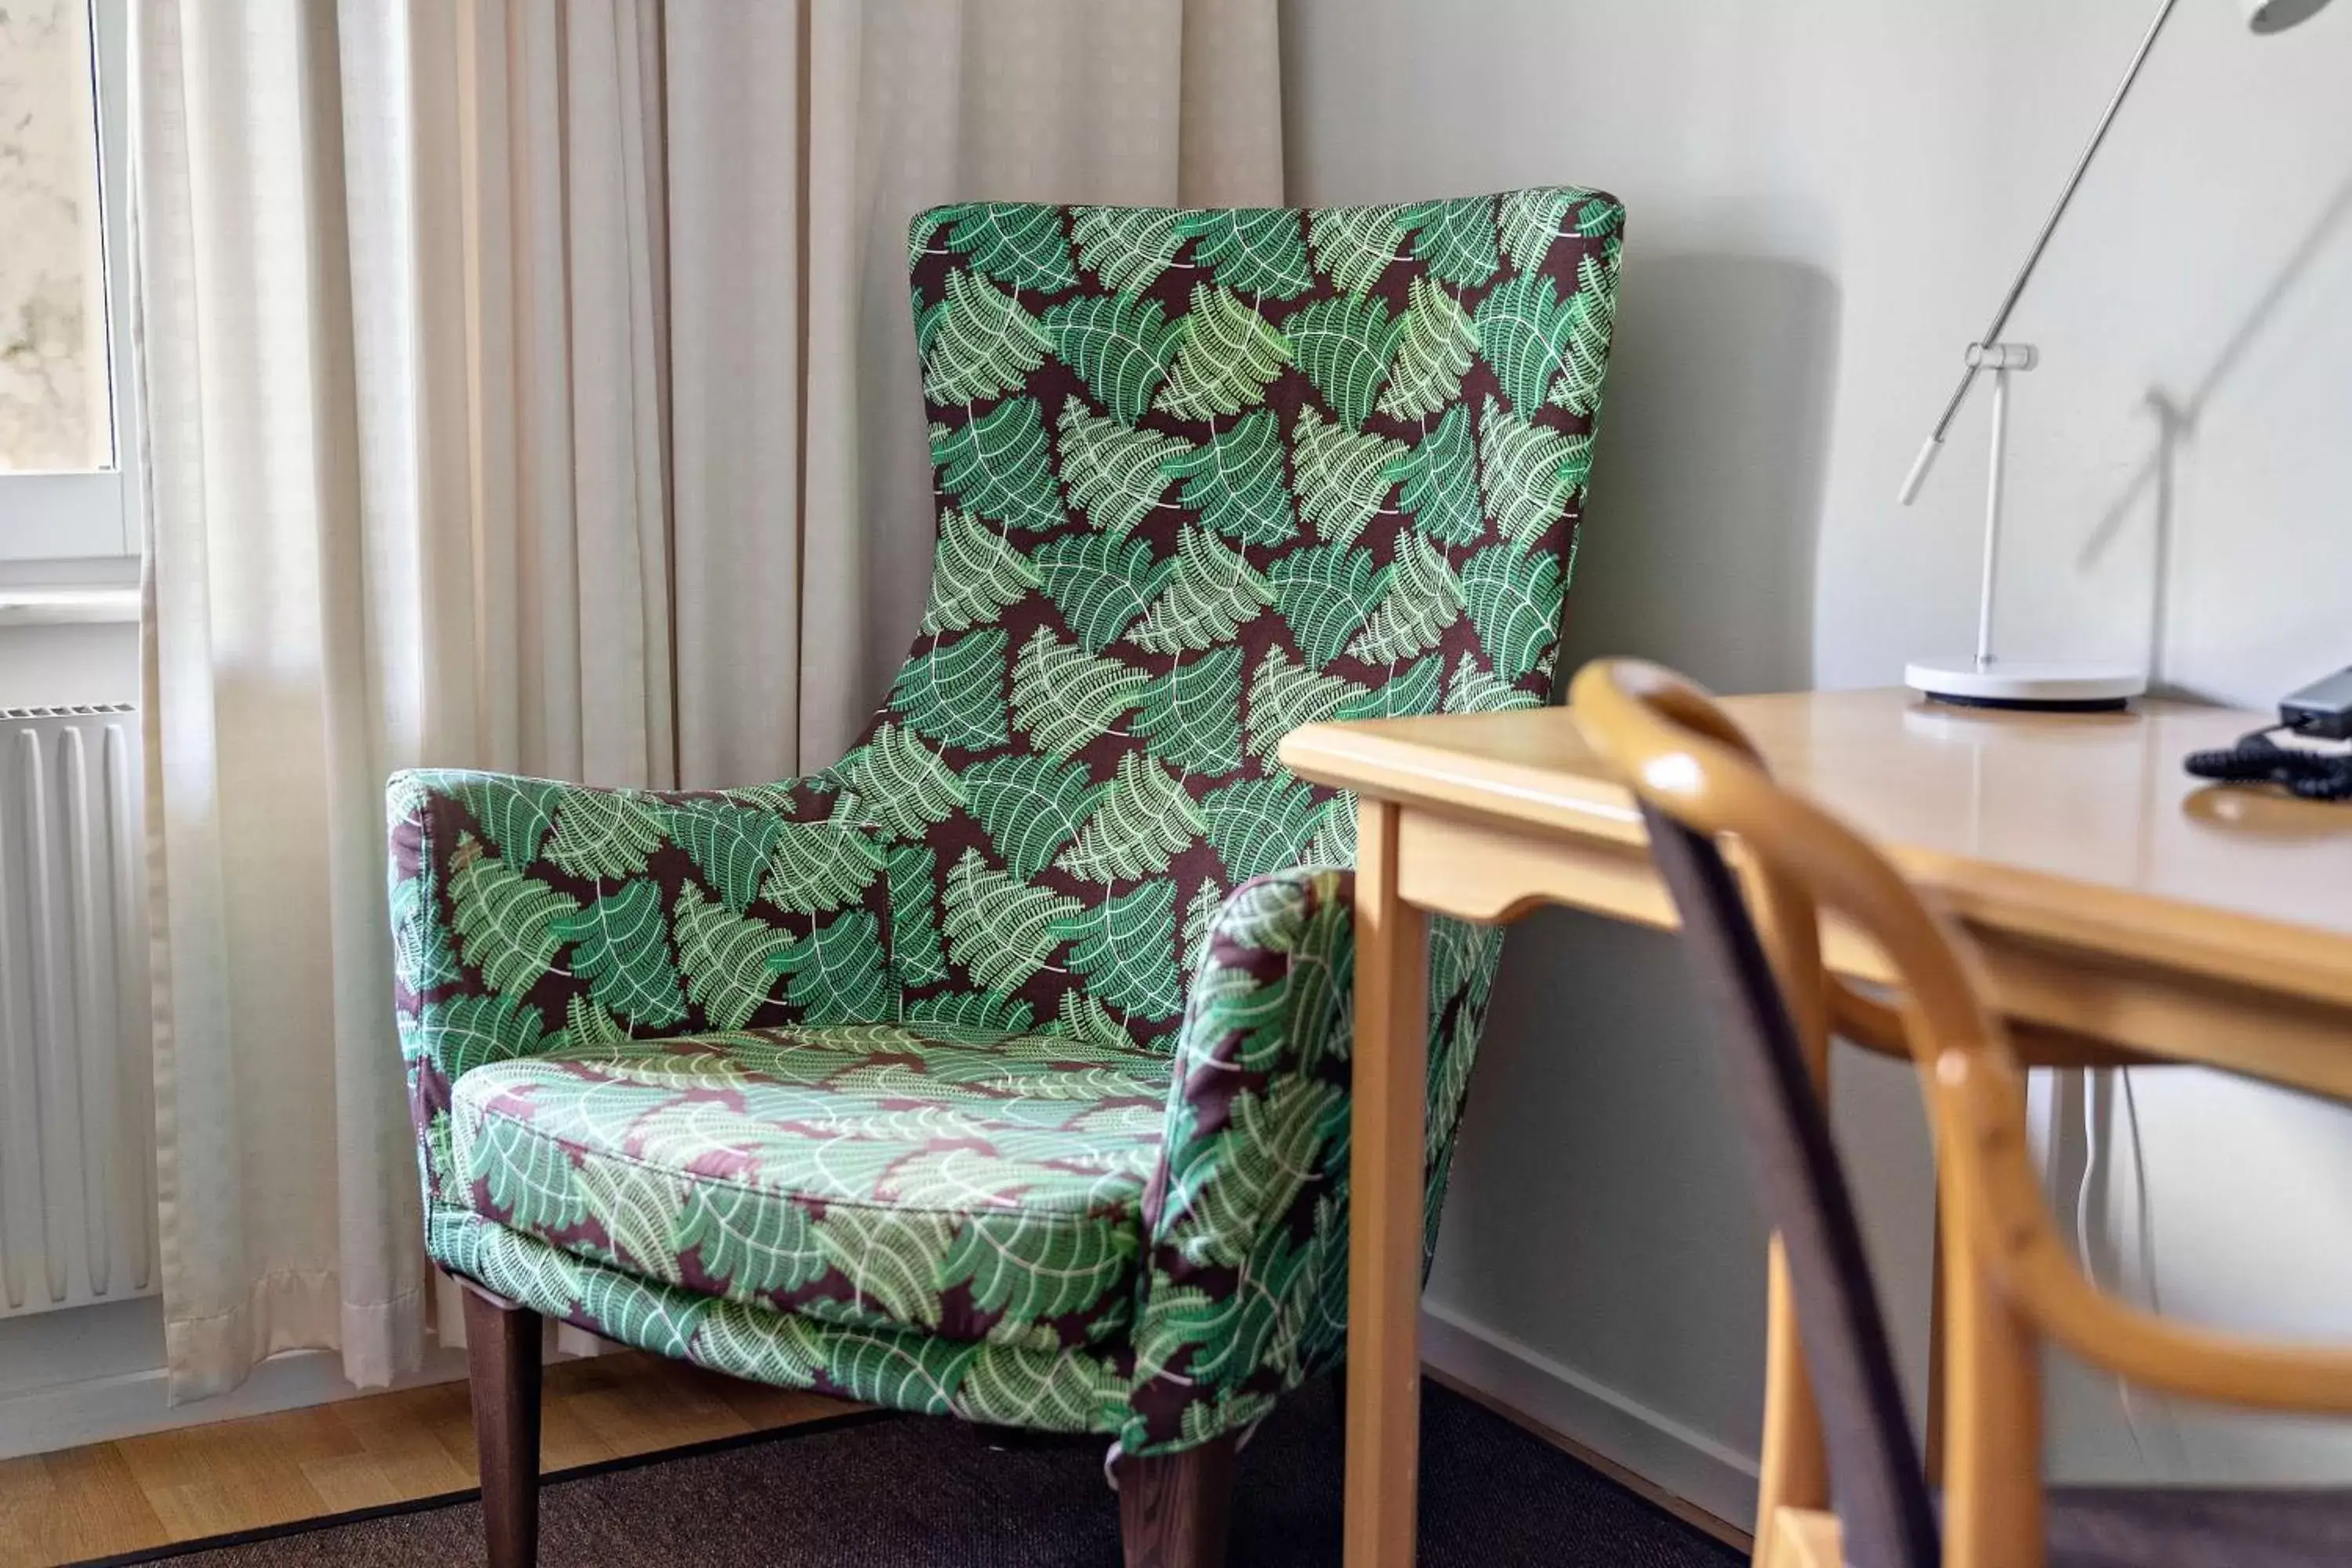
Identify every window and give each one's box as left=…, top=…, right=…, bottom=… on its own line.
left=0, top=0, right=137, bottom=565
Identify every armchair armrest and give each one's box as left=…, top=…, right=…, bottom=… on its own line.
left=387, top=766, right=890, bottom=1205
left=1129, top=867, right=1359, bottom=1450
left=1144, top=869, right=1356, bottom=1272
left=1125, top=867, right=1508, bottom=1454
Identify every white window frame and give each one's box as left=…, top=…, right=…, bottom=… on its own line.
left=0, top=0, right=140, bottom=573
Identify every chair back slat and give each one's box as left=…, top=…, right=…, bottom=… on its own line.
left=1640, top=804, right=1940, bottom=1568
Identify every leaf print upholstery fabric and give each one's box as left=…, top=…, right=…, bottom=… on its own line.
left=388, top=187, right=1623, bottom=1455
left=449, top=1026, right=1168, bottom=1347
left=884, top=191, right=1618, bottom=1047
left=429, top=1206, right=1137, bottom=1436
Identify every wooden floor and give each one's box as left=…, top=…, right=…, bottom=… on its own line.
left=0, top=1352, right=852, bottom=1568
left=0, top=1357, right=1750, bottom=1568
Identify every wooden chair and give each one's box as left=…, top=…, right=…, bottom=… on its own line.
left=1570, top=658, right=2352, bottom=1568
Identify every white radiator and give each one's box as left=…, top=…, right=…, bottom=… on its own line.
left=0, top=705, right=154, bottom=1318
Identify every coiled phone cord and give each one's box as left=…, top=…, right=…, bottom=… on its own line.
left=2183, top=726, right=2352, bottom=801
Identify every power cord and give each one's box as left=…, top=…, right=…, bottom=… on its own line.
left=2074, top=1067, right=2188, bottom=1477
left=2183, top=725, right=2352, bottom=800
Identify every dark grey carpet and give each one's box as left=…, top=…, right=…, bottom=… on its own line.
left=139, top=1382, right=1741, bottom=1567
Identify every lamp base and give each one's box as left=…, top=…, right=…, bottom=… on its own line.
left=1904, top=658, right=2146, bottom=713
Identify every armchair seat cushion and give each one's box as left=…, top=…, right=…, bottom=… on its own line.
left=448, top=1024, right=1171, bottom=1350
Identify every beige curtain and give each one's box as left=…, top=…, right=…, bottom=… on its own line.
left=133, top=0, right=1282, bottom=1402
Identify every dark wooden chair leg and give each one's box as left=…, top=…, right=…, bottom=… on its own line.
left=461, top=1283, right=543, bottom=1568
left=1115, top=1434, right=1237, bottom=1568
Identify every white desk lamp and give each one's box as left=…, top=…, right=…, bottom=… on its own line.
left=1898, top=0, right=2337, bottom=710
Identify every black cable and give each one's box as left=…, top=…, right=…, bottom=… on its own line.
left=2183, top=725, right=2352, bottom=801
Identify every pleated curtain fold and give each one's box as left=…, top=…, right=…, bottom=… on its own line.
left=132, top=0, right=1282, bottom=1402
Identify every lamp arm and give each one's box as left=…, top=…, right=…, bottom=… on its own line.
left=1899, top=0, right=2183, bottom=505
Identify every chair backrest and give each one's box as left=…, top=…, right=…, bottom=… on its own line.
left=824, top=192, right=1625, bottom=1051
left=1637, top=801, right=1939, bottom=1568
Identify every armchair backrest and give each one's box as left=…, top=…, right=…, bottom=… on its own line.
left=832, top=191, right=1625, bottom=1051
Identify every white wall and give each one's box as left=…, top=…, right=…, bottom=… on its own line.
left=0, top=621, right=136, bottom=708
left=1283, top=0, right=2352, bottom=1520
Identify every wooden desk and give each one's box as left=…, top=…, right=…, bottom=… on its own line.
left=1281, top=688, right=2352, bottom=1568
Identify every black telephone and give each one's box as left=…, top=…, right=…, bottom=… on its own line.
left=2183, top=666, right=2352, bottom=800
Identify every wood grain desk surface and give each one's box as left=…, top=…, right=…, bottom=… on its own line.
left=1284, top=686, right=2352, bottom=1038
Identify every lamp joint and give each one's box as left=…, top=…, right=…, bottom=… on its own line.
left=1965, top=342, right=2039, bottom=372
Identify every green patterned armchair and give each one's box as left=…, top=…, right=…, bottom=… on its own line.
left=388, top=188, right=1622, bottom=1567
